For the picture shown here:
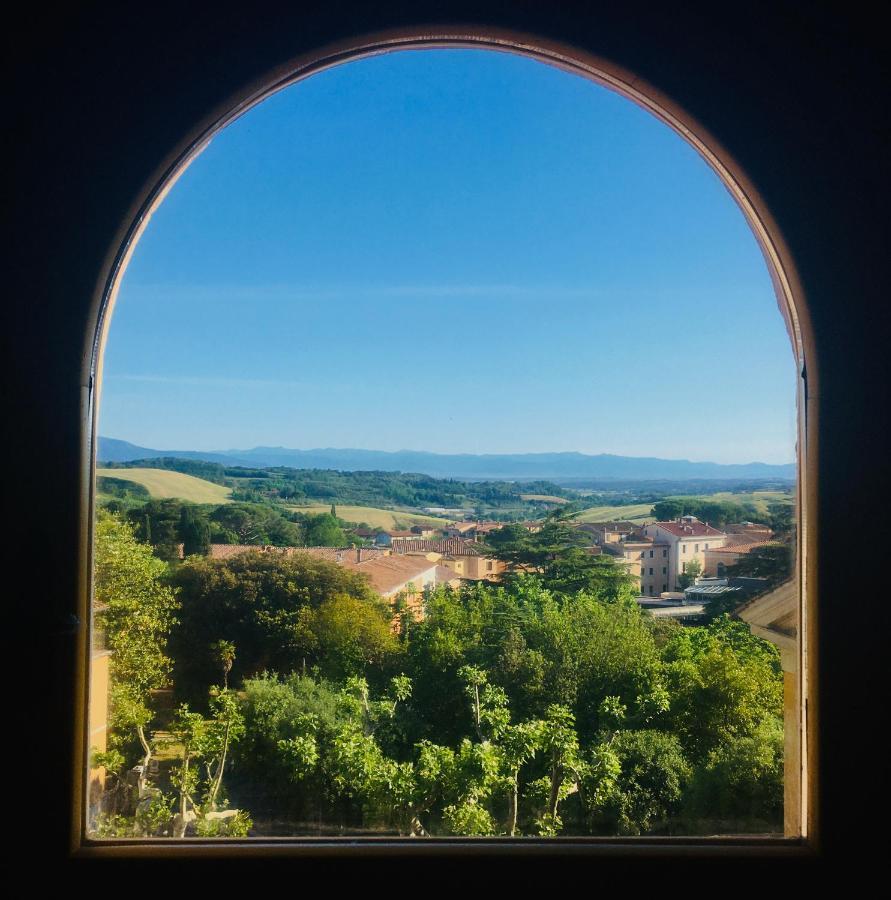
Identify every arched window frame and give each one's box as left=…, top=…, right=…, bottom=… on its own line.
left=75, top=27, right=817, bottom=858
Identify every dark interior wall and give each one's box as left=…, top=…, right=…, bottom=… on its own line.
left=8, top=1, right=889, bottom=868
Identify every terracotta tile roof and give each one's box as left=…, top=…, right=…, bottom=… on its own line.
left=208, top=544, right=261, bottom=559
left=649, top=520, right=725, bottom=538
left=208, top=544, right=389, bottom=563
left=578, top=521, right=636, bottom=533
left=340, top=554, right=440, bottom=595
left=723, top=531, right=773, bottom=548
left=706, top=540, right=780, bottom=555
left=389, top=538, right=482, bottom=556
left=474, top=522, right=505, bottom=534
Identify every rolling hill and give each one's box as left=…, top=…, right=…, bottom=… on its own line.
left=96, top=468, right=233, bottom=504
left=287, top=504, right=448, bottom=530
left=99, top=438, right=796, bottom=482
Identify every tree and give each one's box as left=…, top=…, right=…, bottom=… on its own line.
left=593, top=729, right=691, bottom=835
left=93, top=511, right=179, bottom=798
left=212, top=639, right=236, bottom=689
left=302, top=594, right=400, bottom=679
left=303, top=512, right=347, bottom=547
left=180, top=504, right=210, bottom=557
left=677, top=558, right=702, bottom=590
left=128, top=498, right=184, bottom=561
left=725, top=542, right=792, bottom=587
left=169, top=550, right=392, bottom=702
left=662, top=616, right=783, bottom=765
left=767, top=501, right=794, bottom=537
left=482, top=511, right=635, bottom=600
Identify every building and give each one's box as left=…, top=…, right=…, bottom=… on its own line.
left=207, top=544, right=390, bottom=563
left=205, top=544, right=452, bottom=626
left=641, top=516, right=727, bottom=589
left=735, top=579, right=801, bottom=836
left=577, top=521, right=638, bottom=545
left=444, top=522, right=480, bottom=539
left=602, top=537, right=672, bottom=596
left=703, top=540, right=780, bottom=577
left=388, top=538, right=506, bottom=580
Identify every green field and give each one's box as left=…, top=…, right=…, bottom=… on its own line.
left=96, top=468, right=233, bottom=504
left=701, top=490, right=794, bottom=514
left=571, top=504, right=656, bottom=524
left=289, top=504, right=449, bottom=531
left=569, top=490, right=793, bottom=526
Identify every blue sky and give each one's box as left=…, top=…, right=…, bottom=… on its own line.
left=101, top=49, right=797, bottom=465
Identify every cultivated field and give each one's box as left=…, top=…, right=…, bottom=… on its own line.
left=571, top=504, right=656, bottom=524
left=570, top=489, right=793, bottom=526
left=96, top=468, right=233, bottom=504
left=520, top=494, right=570, bottom=504
left=288, top=504, right=449, bottom=530
left=704, top=490, right=794, bottom=514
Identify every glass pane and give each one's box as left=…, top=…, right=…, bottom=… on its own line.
left=87, top=48, right=799, bottom=840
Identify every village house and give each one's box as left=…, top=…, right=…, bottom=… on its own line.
left=444, top=521, right=480, bottom=539
left=388, top=537, right=506, bottom=581
left=205, top=544, right=455, bottom=627
left=703, top=539, right=780, bottom=577
left=577, top=521, right=638, bottom=545
left=724, top=521, right=775, bottom=541
left=208, top=543, right=391, bottom=562
left=601, top=537, right=672, bottom=597
left=641, top=516, right=728, bottom=590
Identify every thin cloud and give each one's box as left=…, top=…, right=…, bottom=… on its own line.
left=110, top=374, right=312, bottom=389
left=122, top=282, right=606, bottom=301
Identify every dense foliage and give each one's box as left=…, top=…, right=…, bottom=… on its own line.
left=650, top=497, right=762, bottom=527
left=168, top=550, right=396, bottom=705
left=91, top=511, right=785, bottom=838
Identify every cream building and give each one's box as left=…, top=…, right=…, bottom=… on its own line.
left=641, top=516, right=727, bottom=589
left=389, top=537, right=505, bottom=580
left=603, top=538, right=672, bottom=596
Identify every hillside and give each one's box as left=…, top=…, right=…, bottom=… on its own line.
left=288, top=504, right=449, bottom=531
left=99, top=437, right=796, bottom=482
left=96, top=468, right=233, bottom=504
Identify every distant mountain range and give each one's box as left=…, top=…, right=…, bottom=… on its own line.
left=98, top=437, right=796, bottom=482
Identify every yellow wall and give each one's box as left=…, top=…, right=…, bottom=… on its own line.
left=89, top=650, right=111, bottom=805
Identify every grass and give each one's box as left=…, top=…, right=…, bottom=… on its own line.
left=96, top=468, right=233, bottom=504
left=701, top=490, right=794, bottom=514
left=569, top=490, right=794, bottom=526
left=288, top=504, right=449, bottom=530
left=571, top=504, right=656, bottom=524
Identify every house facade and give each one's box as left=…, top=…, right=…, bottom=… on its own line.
left=641, top=516, right=727, bottom=589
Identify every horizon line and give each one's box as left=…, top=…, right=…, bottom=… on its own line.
left=99, top=436, right=796, bottom=469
